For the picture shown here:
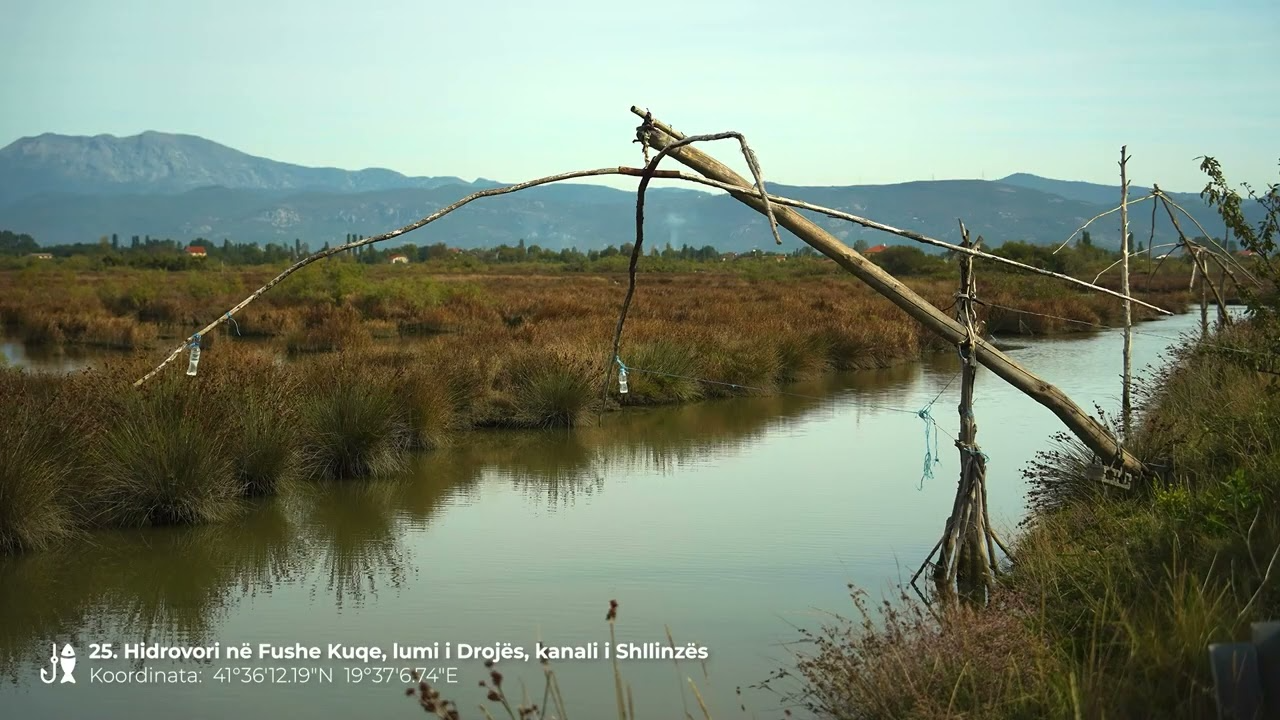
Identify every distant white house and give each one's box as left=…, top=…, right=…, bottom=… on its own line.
left=389, top=254, right=409, bottom=264
left=185, top=245, right=207, bottom=258
left=27, top=252, right=53, bottom=260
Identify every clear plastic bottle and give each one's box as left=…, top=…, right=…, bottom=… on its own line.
left=618, top=366, right=629, bottom=394
left=186, top=343, right=201, bottom=376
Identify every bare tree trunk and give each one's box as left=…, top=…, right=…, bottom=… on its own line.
left=1119, top=147, right=1133, bottom=441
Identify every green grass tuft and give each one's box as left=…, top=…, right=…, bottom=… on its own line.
left=620, top=339, right=705, bottom=405
left=298, top=363, right=411, bottom=479
left=0, top=373, right=84, bottom=552
left=499, top=346, right=599, bottom=428
left=93, top=378, right=242, bottom=526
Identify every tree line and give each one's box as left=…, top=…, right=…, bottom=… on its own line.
left=2, top=228, right=1207, bottom=276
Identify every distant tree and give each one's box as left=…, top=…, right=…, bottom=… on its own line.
left=0, top=230, right=39, bottom=255
left=870, top=246, right=947, bottom=276
left=992, top=240, right=1076, bottom=274
left=853, top=238, right=869, bottom=253
left=111, top=233, right=119, bottom=250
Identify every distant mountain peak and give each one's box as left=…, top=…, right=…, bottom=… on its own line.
left=0, top=131, right=475, bottom=207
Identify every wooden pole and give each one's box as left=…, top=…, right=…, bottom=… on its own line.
left=1119, top=147, right=1133, bottom=440
left=931, top=224, right=995, bottom=604
left=630, top=106, right=1147, bottom=478
left=954, top=223, right=992, bottom=602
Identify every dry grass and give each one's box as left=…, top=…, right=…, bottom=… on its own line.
left=0, top=261, right=1192, bottom=359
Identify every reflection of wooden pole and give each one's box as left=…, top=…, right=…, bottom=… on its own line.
left=1217, top=265, right=1229, bottom=328
left=1119, top=147, right=1133, bottom=440
left=1201, top=268, right=1210, bottom=338
left=632, top=107, right=1147, bottom=478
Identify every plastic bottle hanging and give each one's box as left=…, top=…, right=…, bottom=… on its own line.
left=186, top=342, right=202, bottom=377
left=617, top=366, right=629, bottom=394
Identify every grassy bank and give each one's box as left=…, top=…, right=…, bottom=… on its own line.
left=776, top=318, right=1279, bottom=719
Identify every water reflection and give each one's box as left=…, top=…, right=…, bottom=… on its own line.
left=302, top=481, right=412, bottom=608
left=0, top=339, right=102, bottom=373
left=0, top=362, right=912, bottom=682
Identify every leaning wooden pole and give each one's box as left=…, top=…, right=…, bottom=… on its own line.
left=1119, top=147, right=1133, bottom=440
left=1154, top=186, right=1232, bottom=325
left=630, top=106, right=1146, bottom=477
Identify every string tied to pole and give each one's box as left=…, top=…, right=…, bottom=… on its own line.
left=958, top=443, right=989, bottom=463
left=633, top=110, right=655, bottom=164
left=225, top=312, right=240, bottom=336
left=917, top=405, right=941, bottom=490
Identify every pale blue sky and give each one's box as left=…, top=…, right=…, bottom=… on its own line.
left=2, top=0, right=1277, bottom=192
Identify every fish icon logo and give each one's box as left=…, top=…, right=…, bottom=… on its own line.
left=59, top=644, right=76, bottom=683
left=39, top=643, right=76, bottom=684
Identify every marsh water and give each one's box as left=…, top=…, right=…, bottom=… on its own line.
left=0, top=310, right=1220, bottom=719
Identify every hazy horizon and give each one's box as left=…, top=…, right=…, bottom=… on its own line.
left=3, top=0, right=1277, bottom=194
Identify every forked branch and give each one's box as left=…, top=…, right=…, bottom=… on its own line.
left=133, top=166, right=684, bottom=386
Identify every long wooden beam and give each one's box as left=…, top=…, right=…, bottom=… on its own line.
left=630, top=106, right=1145, bottom=477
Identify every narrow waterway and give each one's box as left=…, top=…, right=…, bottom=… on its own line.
left=0, top=309, right=1222, bottom=719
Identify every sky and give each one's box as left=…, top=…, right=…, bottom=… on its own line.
left=2, top=0, right=1277, bottom=193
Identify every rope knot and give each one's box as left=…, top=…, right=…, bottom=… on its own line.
left=633, top=111, right=655, bottom=163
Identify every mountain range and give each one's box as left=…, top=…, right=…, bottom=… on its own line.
left=0, top=131, right=1252, bottom=252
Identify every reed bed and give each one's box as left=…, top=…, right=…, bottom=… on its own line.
left=0, top=261, right=1196, bottom=555
left=1, top=261, right=1193, bottom=353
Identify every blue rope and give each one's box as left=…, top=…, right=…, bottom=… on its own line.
left=917, top=405, right=941, bottom=490
left=226, top=312, right=240, bottom=336
left=189, top=332, right=201, bottom=350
